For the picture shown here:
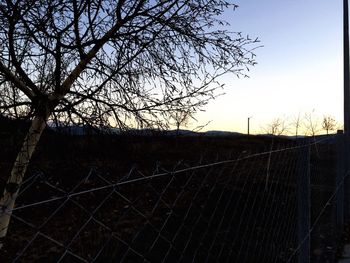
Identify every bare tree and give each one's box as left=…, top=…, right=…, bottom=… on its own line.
left=170, top=108, right=193, bottom=135
left=322, top=115, right=337, bottom=135
left=263, top=117, right=289, bottom=136
left=0, top=0, right=258, bottom=246
left=291, top=113, right=303, bottom=138
left=304, top=110, right=321, bottom=136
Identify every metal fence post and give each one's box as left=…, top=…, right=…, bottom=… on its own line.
left=345, top=133, right=350, bottom=224
left=297, top=145, right=310, bottom=263
left=337, top=131, right=345, bottom=234
left=344, top=0, right=350, bottom=228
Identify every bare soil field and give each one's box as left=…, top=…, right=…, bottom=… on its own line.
left=0, top=119, right=339, bottom=262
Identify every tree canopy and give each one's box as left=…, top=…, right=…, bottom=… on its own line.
left=0, top=0, right=257, bottom=129
left=0, top=0, right=259, bottom=248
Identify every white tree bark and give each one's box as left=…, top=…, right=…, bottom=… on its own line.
left=0, top=116, right=46, bottom=249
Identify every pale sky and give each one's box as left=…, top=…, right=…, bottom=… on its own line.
left=195, top=0, right=344, bottom=134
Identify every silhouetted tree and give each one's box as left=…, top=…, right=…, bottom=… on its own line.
left=263, top=117, right=289, bottom=136
left=304, top=110, right=321, bottom=136
left=0, top=0, right=258, bottom=246
left=170, top=108, right=193, bottom=135
left=322, top=115, right=337, bottom=135
left=291, top=113, right=303, bottom=138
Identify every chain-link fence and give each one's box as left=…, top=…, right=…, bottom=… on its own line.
left=0, top=135, right=346, bottom=262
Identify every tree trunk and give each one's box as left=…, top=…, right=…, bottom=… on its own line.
left=0, top=115, right=46, bottom=249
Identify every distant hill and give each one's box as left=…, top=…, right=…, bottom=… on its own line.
left=1, top=115, right=335, bottom=140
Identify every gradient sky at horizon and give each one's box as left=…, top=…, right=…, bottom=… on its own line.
left=195, top=0, right=344, bottom=134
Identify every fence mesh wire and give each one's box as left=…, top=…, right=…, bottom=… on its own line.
left=0, top=136, right=345, bottom=262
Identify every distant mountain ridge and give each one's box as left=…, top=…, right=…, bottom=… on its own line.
left=0, top=116, right=335, bottom=139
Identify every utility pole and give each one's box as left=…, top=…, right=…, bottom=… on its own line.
left=247, top=116, right=252, bottom=135
left=345, top=0, right=350, bottom=134
left=343, top=0, right=350, bottom=228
